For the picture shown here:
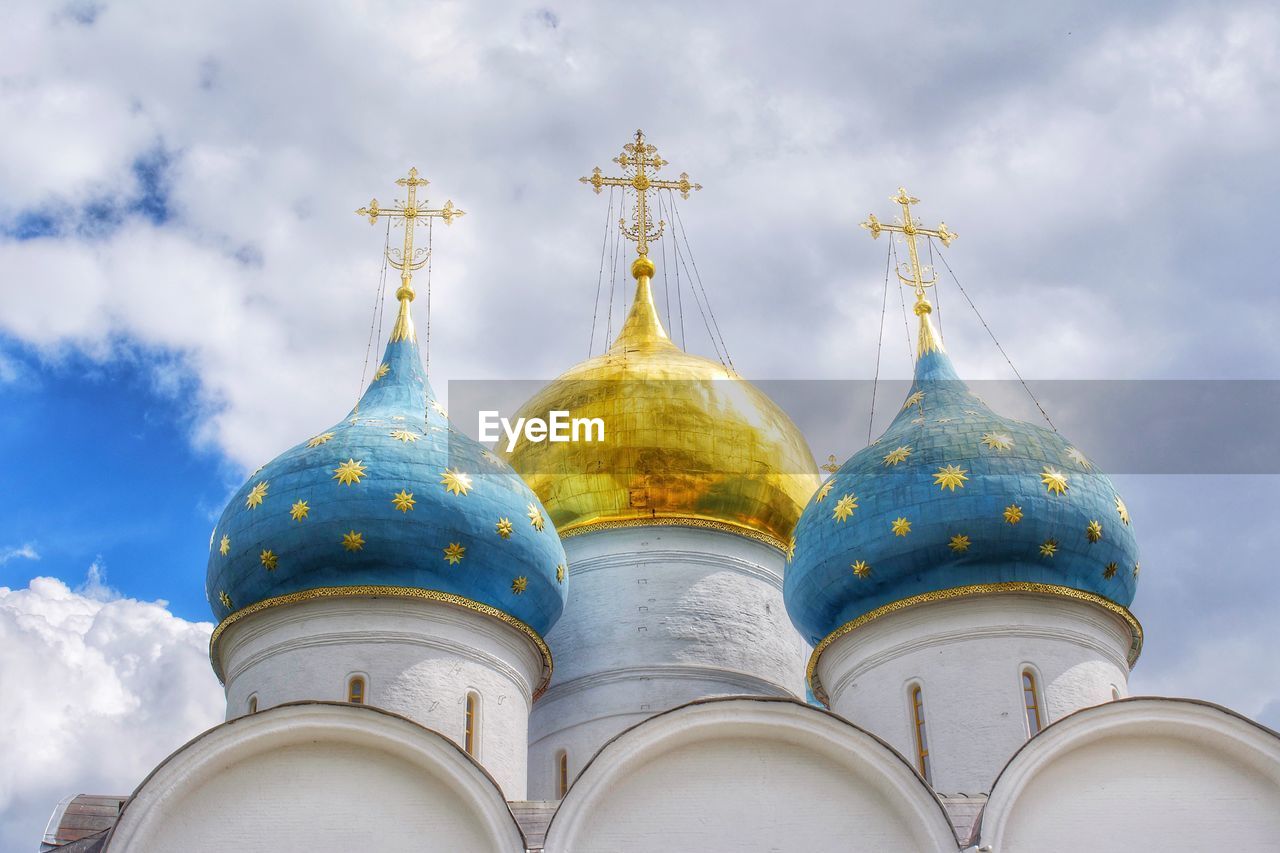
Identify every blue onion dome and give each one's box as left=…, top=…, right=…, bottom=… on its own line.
left=786, top=298, right=1141, bottom=688
left=205, top=294, right=568, bottom=663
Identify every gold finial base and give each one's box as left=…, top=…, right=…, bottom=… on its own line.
left=631, top=256, right=656, bottom=280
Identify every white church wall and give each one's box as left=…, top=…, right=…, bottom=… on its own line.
left=106, top=703, right=527, bottom=853
left=815, top=592, right=1132, bottom=794
left=528, top=525, right=810, bottom=799
left=542, top=697, right=959, bottom=853
left=981, top=697, right=1280, bottom=852
left=216, top=596, right=544, bottom=798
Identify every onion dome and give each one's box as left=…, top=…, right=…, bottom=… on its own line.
left=205, top=288, right=568, bottom=660
left=786, top=298, right=1141, bottom=680
left=505, top=256, right=820, bottom=551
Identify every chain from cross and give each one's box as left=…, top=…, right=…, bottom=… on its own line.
left=580, top=129, right=701, bottom=257
left=861, top=188, right=956, bottom=306
left=356, top=167, right=465, bottom=302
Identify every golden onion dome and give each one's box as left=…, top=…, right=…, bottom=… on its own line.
left=504, top=257, right=820, bottom=551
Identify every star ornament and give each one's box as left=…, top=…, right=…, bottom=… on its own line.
left=342, top=530, right=366, bottom=552
left=443, top=542, right=466, bottom=565
left=851, top=560, right=872, bottom=578
left=219, top=591, right=233, bottom=609
left=933, top=464, right=969, bottom=492
left=527, top=503, right=546, bottom=531
left=496, top=518, right=513, bottom=539
left=556, top=563, right=567, bottom=583
left=290, top=500, right=310, bottom=521
left=1104, top=562, right=1118, bottom=579
left=903, top=390, right=925, bottom=410
left=1065, top=447, right=1093, bottom=470
left=785, top=536, right=796, bottom=562
left=430, top=399, right=448, bottom=416
left=1040, top=466, right=1069, bottom=495
left=891, top=517, right=912, bottom=537
left=1115, top=495, right=1131, bottom=525
left=245, top=481, right=269, bottom=509
left=219, top=534, right=231, bottom=556
left=334, top=459, right=367, bottom=486
left=441, top=468, right=473, bottom=496
left=1086, top=520, right=1103, bottom=543
left=814, top=481, right=834, bottom=503
left=260, top=549, right=279, bottom=570
left=949, top=534, right=971, bottom=553
left=392, top=490, right=416, bottom=512
left=1040, top=539, right=1058, bottom=558
left=512, top=576, right=529, bottom=595
left=833, top=494, right=859, bottom=522
left=307, top=432, right=335, bottom=448
left=1004, top=504, right=1024, bottom=525
left=372, top=362, right=390, bottom=382
left=390, top=429, right=419, bottom=443
left=981, top=432, right=1014, bottom=451
left=883, top=446, right=912, bottom=466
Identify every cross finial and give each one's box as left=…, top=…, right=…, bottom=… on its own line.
left=580, top=129, right=701, bottom=271
left=861, top=187, right=956, bottom=309
left=356, top=167, right=465, bottom=342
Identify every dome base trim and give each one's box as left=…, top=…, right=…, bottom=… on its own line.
left=806, top=582, right=1143, bottom=705
left=558, top=514, right=788, bottom=553
left=209, top=585, right=553, bottom=697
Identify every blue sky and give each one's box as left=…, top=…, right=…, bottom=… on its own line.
left=3, top=0, right=1280, bottom=849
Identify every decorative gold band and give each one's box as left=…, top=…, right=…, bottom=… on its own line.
left=557, top=514, right=788, bottom=553
left=806, top=582, right=1144, bottom=706
left=209, top=586, right=554, bottom=699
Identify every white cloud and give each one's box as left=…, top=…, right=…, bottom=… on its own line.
left=0, top=573, right=223, bottom=852
left=0, top=543, right=39, bottom=565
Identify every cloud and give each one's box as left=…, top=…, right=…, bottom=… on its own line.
left=0, top=572, right=223, bottom=852
left=0, top=543, right=39, bottom=565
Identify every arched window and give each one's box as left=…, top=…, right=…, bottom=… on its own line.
left=348, top=675, right=366, bottom=705
left=464, top=692, right=479, bottom=757
left=910, top=684, right=932, bottom=784
left=247, top=694, right=258, bottom=715
left=1111, top=685, right=1121, bottom=701
left=556, top=750, right=569, bottom=798
left=1022, top=669, right=1043, bottom=736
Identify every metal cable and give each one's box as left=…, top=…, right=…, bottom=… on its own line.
left=356, top=217, right=393, bottom=414
left=671, top=220, right=726, bottom=366
left=669, top=192, right=735, bottom=371
left=589, top=187, right=615, bottom=357
left=868, top=240, right=893, bottom=444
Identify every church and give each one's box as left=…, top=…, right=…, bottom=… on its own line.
left=41, top=132, right=1280, bottom=852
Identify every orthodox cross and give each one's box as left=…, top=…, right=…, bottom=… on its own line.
left=580, top=129, right=701, bottom=257
left=861, top=188, right=956, bottom=306
left=356, top=167, right=465, bottom=306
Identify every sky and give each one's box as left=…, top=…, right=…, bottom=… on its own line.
left=2, top=0, right=1280, bottom=848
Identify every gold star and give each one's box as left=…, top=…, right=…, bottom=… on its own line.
left=496, top=517, right=513, bottom=539
left=911, top=416, right=925, bottom=425
left=334, top=459, right=367, bottom=486
left=851, top=560, right=872, bottom=578
left=260, top=549, right=278, bottom=570
left=1065, top=447, right=1092, bottom=470
left=342, top=530, right=365, bottom=552
left=949, top=534, right=971, bottom=552
left=1004, top=504, right=1024, bottom=524
left=245, top=481, right=269, bottom=509
left=833, top=494, right=858, bottom=522
left=1040, top=466, right=1069, bottom=495
left=443, top=542, right=466, bottom=564
left=556, top=563, right=566, bottom=583
left=307, top=432, right=335, bottom=448
left=785, top=536, right=796, bottom=562
left=219, top=534, right=231, bottom=556
left=390, top=429, right=419, bottom=443
left=219, top=590, right=233, bottom=609
left=934, top=464, right=969, bottom=491
left=392, top=490, right=416, bottom=512
left=1040, top=539, right=1058, bottom=558
left=891, top=517, right=912, bottom=537
left=981, top=432, right=1014, bottom=451
left=1103, top=562, right=1118, bottom=579
left=883, top=446, right=912, bottom=466
left=290, top=500, right=310, bottom=521
left=814, top=481, right=834, bottom=502
left=512, top=575, right=529, bottom=594
left=430, top=399, right=448, bottom=416
left=373, top=362, right=390, bottom=381
left=527, top=503, right=546, bottom=531
left=1086, top=520, right=1102, bottom=543
left=1115, top=495, right=1130, bottom=525
left=440, top=468, right=472, bottom=496
left=903, top=390, right=925, bottom=410
left=1133, top=561, right=1141, bottom=577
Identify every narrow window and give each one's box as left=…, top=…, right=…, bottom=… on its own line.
left=1111, top=685, right=1121, bottom=701
left=247, top=694, right=258, bottom=714
left=348, top=676, right=366, bottom=705
left=910, top=685, right=932, bottom=784
left=556, top=750, right=569, bottom=798
left=464, top=692, right=479, bottom=757
left=1023, top=670, right=1043, bottom=736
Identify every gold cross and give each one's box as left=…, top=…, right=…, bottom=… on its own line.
left=861, top=188, right=956, bottom=306
left=580, top=129, right=701, bottom=258
left=820, top=454, right=841, bottom=473
left=357, top=167, right=464, bottom=298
